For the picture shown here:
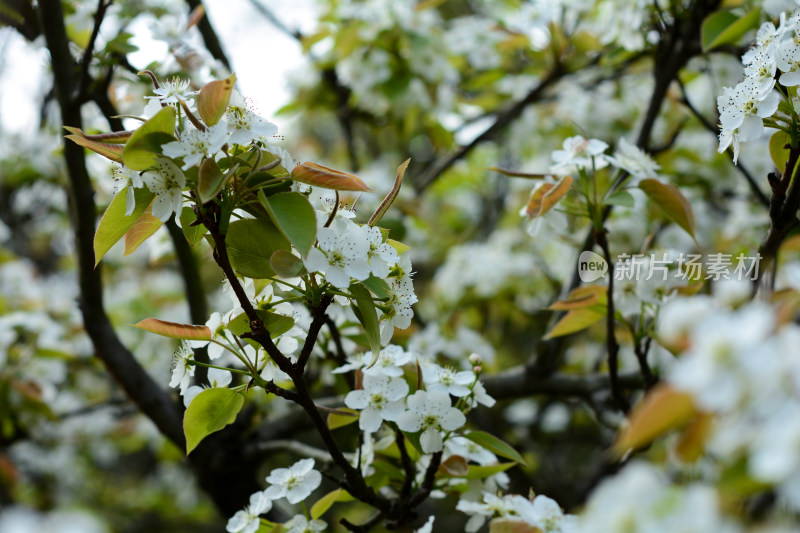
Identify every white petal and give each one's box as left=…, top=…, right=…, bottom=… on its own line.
left=420, top=427, right=443, bottom=453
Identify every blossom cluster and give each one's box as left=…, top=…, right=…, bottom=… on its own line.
left=716, top=3, right=800, bottom=162
left=227, top=458, right=324, bottom=533
left=456, top=491, right=576, bottom=533
left=659, top=274, right=800, bottom=510
left=337, top=345, right=494, bottom=453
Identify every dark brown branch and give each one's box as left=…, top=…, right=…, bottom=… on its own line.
left=676, top=78, right=769, bottom=208
left=483, top=368, right=644, bottom=400
left=414, top=65, right=566, bottom=194
left=75, top=0, right=109, bottom=104
left=295, top=294, right=333, bottom=370
left=184, top=0, right=232, bottom=70
left=38, top=0, right=186, bottom=448
left=595, top=231, right=628, bottom=412
left=395, top=428, right=415, bottom=500
left=407, top=451, right=442, bottom=508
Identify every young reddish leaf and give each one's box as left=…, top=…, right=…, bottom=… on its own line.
left=291, top=161, right=371, bottom=192
left=132, top=318, right=212, bottom=340
left=197, top=157, right=229, bottom=203
left=675, top=412, right=713, bottom=462
left=548, top=285, right=607, bottom=310
left=522, top=175, right=573, bottom=219
left=184, top=388, right=244, bottom=454
left=639, top=178, right=696, bottom=239
left=439, top=455, right=469, bottom=477
left=186, top=4, right=205, bottom=29
left=489, top=518, right=540, bottom=533
left=613, top=384, right=697, bottom=456
left=197, top=73, right=236, bottom=127
left=64, top=126, right=133, bottom=143
left=488, top=166, right=548, bottom=179
left=122, top=106, right=176, bottom=170
left=368, top=158, right=410, bottom=226
left=65, top=135, right=124, bottom=163
left=543, top=307, right=605, bottom=339
left=463, top=431, right=526, bottom=466
left=94, top=187, right=156, bottom=266
left=124, top=202, right=162, bottom=256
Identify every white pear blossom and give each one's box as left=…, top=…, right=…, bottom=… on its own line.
left=422, top=364, right=474, bottom=397
left=182, top=366, right=233, bottom=407
left=263, top=143, right=298, bottom=174
left=161, top=123, right=228, bottom=170
left=304, top=225, right=370, bottom=289
left=112, top=165, right=143, bottom=216
left=344, top=372, right=409, bottom=432
left=226, top=491, right=272, bottom=533
left=606, top=138, right=659, bottom=183
left=379, top=275, right=418, bottom=344
left=397, top=390, right=466, bottom=453
left=550, top=135, right=609, bottom=174
left=226, top=104, right=278, bottom=146
left=169, top=342, right=195, bottom=395
left=140, top=158, right=186, bottom=221
left=264, top=458, right=322, bottom=504
left=718, top=79, right=778, bottom=142
left=361, top=225, right=399, bottom=278
left=363, top=344, right=413, bottom=377
left=146, top=77, right=199, bottom=106
left=415, top=516, right=434, bottom=533
left=286, top=515, right=327, bottom=533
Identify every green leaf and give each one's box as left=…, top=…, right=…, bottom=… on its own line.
left=463, top=431, right=527, bottom=466
left=386, top=239, right=410, bottom=255
left=197, top=74, right=236, bottom=127
left=197, top=157, right=229, bottom=203
left=94, top=187, right=155, bottom=266
left=464, top=462, right=517, bottom=480
left=259, top=191, right=317, bottom=257
left=770, top=130, right=792, bottom=170
left=639, top=179, right=696, bottom=239
left=350, top=283, right=381, bottom=367
left=122, top=106, right=176, bottom=170
left=310, top=488, right=354, bottom=519
left=543, top=307, right=605, bottom=339
left=327, top=407, right=360, bottom=430
left=605, top=190, right=635, bottom=208
left=270, top=250, right=306, bottom=277
left=362, top=275, right=391, bottom=299
left=227, top=310, right=294, bottom=339
left=701, top=9, right=760, bottom=52
left=225, top=218, right=290, bottom=278
left=183, top=388, right=244, bottom=454
left=179, top=206, right=207, bottom=246
left=124, top=204, right=161, bottom=256
left=132, top=318, right=211, bottom=340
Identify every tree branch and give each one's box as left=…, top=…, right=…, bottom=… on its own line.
left=413, top=65, right=566, bottom=194
left=38, top=0, right=186, bottom=449
left=184, top=0, right=231, bottom=70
